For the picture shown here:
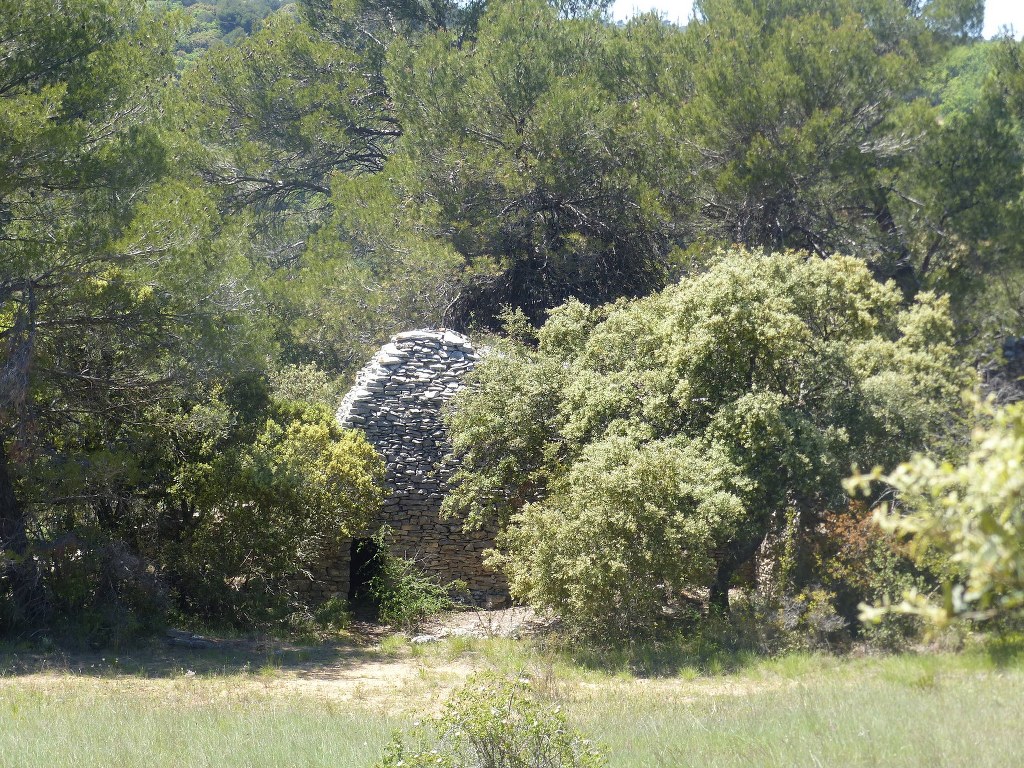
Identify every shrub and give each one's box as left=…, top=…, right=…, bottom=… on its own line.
left=445, top=249, right=969, bottom=641
left=373, top=673, right=606, bottom=768
left=0, top=533, right=168, bottom=649
left=313, top=595, right=353, bottom=630
left=167, top=400, right=385, bottom=627
left=810, top=506, right=932, bottom=648
left=849, top=398, right=1024, bottom=626
left=496, top=436, right=746, bottom=641
left=369, top=528, right=465, bottom=631
left=280, top=596, right=353, bottom=642
left=723, top=587, right=850, bottom=654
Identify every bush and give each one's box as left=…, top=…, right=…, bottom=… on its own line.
left=809, top=506, right=932, bottom=649
left=446, top=249, right=968, bottom=641
left=313, top=595, right=353, bottom=630
left=374, top=673, right=606, bottom=768
left=167, top=399, right=385, bottom=627
left=369, top=528, right=466, bottom=631
left=496, top=436, right=746, bottom=641
left=0, top=533, right=167, bottom=648
left=849, top=398, right=1024, bottom=627
left=280, top=596, right=353, bottom=642
left=3, top=376, right=386, bottom=640
left=721, top=588, right=849, bottom=654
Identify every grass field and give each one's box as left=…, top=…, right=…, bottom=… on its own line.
left=1, top=634, right=1021, bottom=767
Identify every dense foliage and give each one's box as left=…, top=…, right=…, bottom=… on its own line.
left=851, top=399, right=1024, bottom=626
left=0, top=0, right=384, bottom=641
left=444, top=250, right=968, bottom=638
left=2, top=0, right=1023, bottom=644
left=364, top=0, right=677, bottom=328
left=152, top=0, right=287, bottom=57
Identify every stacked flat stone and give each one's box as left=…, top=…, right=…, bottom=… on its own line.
left=334, top=329, right=506, bottom=603
left=297, top=561, right=350, bottom=605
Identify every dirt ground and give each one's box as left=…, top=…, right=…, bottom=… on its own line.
left=416, top=605, right=548, bottom=639
left=0, top=608, right=551, bottom=714
left=0, top=607, right=806, bottom=716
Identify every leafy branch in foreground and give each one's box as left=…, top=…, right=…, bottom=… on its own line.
left=848, top=398, right=1024, bottom=626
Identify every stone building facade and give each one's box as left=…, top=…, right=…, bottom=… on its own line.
left=303, top=329, right=506, bottom=606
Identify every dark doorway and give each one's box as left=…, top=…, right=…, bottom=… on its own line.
left=348, top=537, right=382, bottom=619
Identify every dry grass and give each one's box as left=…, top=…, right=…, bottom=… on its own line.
left=1, top=630, right=1022, bottom=767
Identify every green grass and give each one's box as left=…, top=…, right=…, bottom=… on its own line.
left=571, top=652, right=1024, bottom=767
left=0, top=639, right=1021, bottom=767
left=0, top=689, right=397, bottom=768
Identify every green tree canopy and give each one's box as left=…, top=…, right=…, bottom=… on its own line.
left=444, top=249, right=969, bottom=638
left=173, top=1, right=412, bottom=371
left=673, top=1, right=985, bottom=265
left=179, top=7, right=399, bottom=219
left=0, top=0, right=386, bottom=639
left=1, top=0, right=179, bottom=567
left=332, top=0, right=683, bottom=329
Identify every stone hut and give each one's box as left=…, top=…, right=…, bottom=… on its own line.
left=306, top=329, right=506, bottom=607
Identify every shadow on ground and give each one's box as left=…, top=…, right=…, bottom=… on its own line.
left=0, top=628, right=386, bottom=679
left=984, top=633, right=1024, bottom=668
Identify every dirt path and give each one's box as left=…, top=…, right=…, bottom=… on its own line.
left=0, top=608, right=800, bottom=714
left=0, top=608, right=546, bottom=713
left=0, top=647, right=476, bottom=713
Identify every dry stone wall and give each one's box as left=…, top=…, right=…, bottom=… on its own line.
left=332, top=329, right=506, bottom=604
left=297, top=558, right=350, bottom=605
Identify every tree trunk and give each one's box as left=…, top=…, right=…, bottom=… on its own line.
left=0, top=440, right=27, bottom=557
left=0, top=439, right=47, bottom=631
left=709, top=535, right=764, bottom=614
